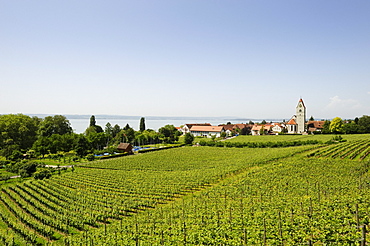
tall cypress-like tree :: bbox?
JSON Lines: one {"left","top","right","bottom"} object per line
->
{"left": 140, "top": 117, "right": 146, "bottom": 132}
{"left": 90, "top": 115, "right": 96, "bottom": 127}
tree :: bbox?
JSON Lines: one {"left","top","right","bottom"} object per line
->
{"left": 158, "top": 125, "right": 180, "bottom": 143}
{"left": 0, "top": 114, "right": 40, "bottom": 158}
{"left": 119, "top": 125, "right": 136, "bottom": 143}
{"left": 74, "top": 134, "right": 90, "bottom": 157}
{"left": 38, "top": 115, "right": 72, "bottom": 137}
{"left": 261, "top": 120, "right": 267, "bottom": 124}
{"left": 90, "top": 115, "right": 96, "bottom": 127}
{"left": 184, "top": 133, "right": 194, "bottom": 145}
{"left": 309, "top": 116, "right": 314, "bottom": 121}
{"left": 259, "top": 126, "right": 265, "bottom": 135}
{"left": 112, "top": 124, "right": 121, "bottom": 138}
{"left": 358, "top": 115, "right": 370, "bottom": 133}
{"left": 343, "top": 121, "right": 361, "bottom": 134}
{"left": 322, "top": 120, "right": 331, "bottom": 134}
{"left": 139, "top": 117, "right": 146, "bottom": 132}
{"left": 329, "top": 117, "right": 344, "bottom": 134}
{"left": 87, "top": 115, "right": 103, "bottom": 133}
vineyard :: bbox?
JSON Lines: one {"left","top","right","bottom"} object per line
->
{"left": 308, "top": 138, "right": 370, "bottom": 161}
{"left": 0, "top": 135, "right": 370, "bottom": 245}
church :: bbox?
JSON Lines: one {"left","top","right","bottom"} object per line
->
{"left": 286, "top": 98, "right": 306, "bottom": 134}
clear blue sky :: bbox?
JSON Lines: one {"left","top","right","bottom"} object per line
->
{"left": 1, "top": 0, "right": 369, "bottom": 120}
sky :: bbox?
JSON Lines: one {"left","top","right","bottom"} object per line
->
{"left": 1, "top": 0, "right": 370, "bottom": 120}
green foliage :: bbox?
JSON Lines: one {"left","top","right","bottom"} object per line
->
{"left": 158, "top": 125, "right": 181, "bottom": 143}
{"left": 139, "top": 117, "right": 146, "bottom": 132}
{"left": 33, "top": 168, "right": 52, "bottom": 180}
{"left": 0, "top": 114, "right": 40, "bottom": 158}
{"left": 1, "top": 145, "right": 369, "bottom": 244}
{"left": 11, "top": 161, "right": 38, "bottom": 178}
{"left": 358, "top": 115, "right": 370, "bottom": 133}
{"left": 86, "top": 154, "right": 95, "bottom": 161}
{"left": 184, "top": 132, "right": 194, "bottom": 144}
{"left": 37, "top": 115, "right": 72, "bottom": 137}
{"left": 329, "top": 117, "right": 344, "bottom": 134}
{"left": 308, "top": 138, "right": 370, "bottom": 161}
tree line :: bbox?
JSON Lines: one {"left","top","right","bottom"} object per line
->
{"left": 314, "top": 116, "right": 370, "bottom": 134}
{"left": 0, "top": 114, "right": 181, "bottom": 162}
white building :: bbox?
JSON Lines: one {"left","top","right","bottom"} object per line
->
{"left": 190, "top": 125, "right": 225, "bottom": 138}
{"left": 287, "top": 98, "right": 306, "bottom": 134}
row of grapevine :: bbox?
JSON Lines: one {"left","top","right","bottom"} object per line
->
{"left": 308, "top": 139, "right": 370, "bottom": 161}
{"left": 0, "top": 146, "right": 311, "bottom": 245}
{"left": 66, "top": 156, "right": 370, "bottom": 245}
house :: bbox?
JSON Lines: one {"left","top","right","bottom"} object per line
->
{"left": 251, "top": 124, "right": 273, "bottom": 135}
{"left": 181, "top": 123, "right": 212, "bottom": 134}
{"left": 190, "top": 125, "right": 225, "bottom": 138}
{"left": 271, "top": 123, "right": 284, "bottom": 133}
{"left": 217, "top": 123, "right": 252, "bottom": 135}
{"left": 117, "top": 143, "right": 133, "bottom": 154}
{"left": 306, "top": 120, "right": 325, "bottom": 132}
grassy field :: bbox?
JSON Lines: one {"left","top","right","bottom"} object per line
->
{"left": 0, "top": 135, "right": 369, "bottom": 245}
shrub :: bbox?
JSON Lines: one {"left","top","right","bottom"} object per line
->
{"left": 86, "top": 154, "right": 95, "bottom": 161}
{"left": 34, "top": 169, "right": 52, "bottom": 180}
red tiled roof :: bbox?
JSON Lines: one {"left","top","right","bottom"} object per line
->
{"left": 190, "top": 126, "right": 224, "bottom": 132}
{"left": 298, "top": 98, "right": 306, "bottom": 108}
{"left": 286, "top": 118, "right": 297, "bottom": 125}
{"left": 307, "top": 121, "right": 325, "bottom": 129}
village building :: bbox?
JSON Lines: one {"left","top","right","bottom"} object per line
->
{"left": 271, "top": 123, "right": 284, "bottom": 134}
{"left": 181, "top": 123, "right": 211, "bottom": 134}
{"left": 117, "top": 143, "right": 133, "bottom": 154}
{"left": 251, "top": 124, "right": 273, "bottom": 135}
{"left": 190, "top": 125, "right": 225, "bottom": 138}
{"left": 286, "top": 98, "right": 307, "bottom": 134}
{"left": 307, "top": 120, "right": 325, "bottom": 132}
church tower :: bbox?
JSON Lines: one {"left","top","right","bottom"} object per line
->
{"left": 296, "top": 98, "right": 306, "bottom": 133}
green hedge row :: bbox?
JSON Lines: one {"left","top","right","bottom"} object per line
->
{"left": 198, "top": 140, "right": 320, "bottom": 148}
{"left": 137, "top": 144, "right": 185, "bottom": 153}
{"left": 95, "top": 152, "right": 130, "bottom": 160}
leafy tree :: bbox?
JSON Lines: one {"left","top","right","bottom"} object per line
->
{"left": 18, "top": 162, "right": 38, "bottom": 178}
{"left": 74, "top": 134, "right": 90, "bottom": 157}
{"left": 309, "top": 116, "right": 314, "bottom": 121}
{"left": 0, "top": 114, "right": 40, "bottom": 156}
{"left": 139, "top": 117, "right": 146, "bottom": 132}
{"left": 343, "top": 122, "right": 361, "bottom": 134}
{"left": 105, "top": 122, "right": 113, "bottom": 136}
{"left": 38, "top": 115, "right": 72, "bottom": 137}
{"left": 358, "top": 115, "right": 370, "bottom": 133}
{"left": 33, "top": 169, "right": 52, "bottom": 180}
{"left": 184, "top": 133, "right": 194, "bottom": 145}
{"left": 158, "top": 125, "right": 180, "bottom": 143}
{"left": 88, "top": 115, "right": 103, "bottom": 133}
{"left": 248, "top": 120, "right": 254, "bottom": 125}
{"left": 261, "top": 120, "right": 267, "bottom": 124}
{"left": 118, "top": 125, "right": 136, "bottom": 143}
{"left": 354, "top": 117, "right": 359, "bottom": 124}
{"left": 240, "top": 126, "right": 250, "bottom": 135}
{"left": 322, "top": 120, "right": 331, "bottom": 134}
{"left": 87, "top": 132, "right": 107, "bottom": 150}
{"left": 112, "top": 124, "right": 121, "bottom": 138}
{"left": 329, "top": 117, "right": 344, "bottom": 134}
